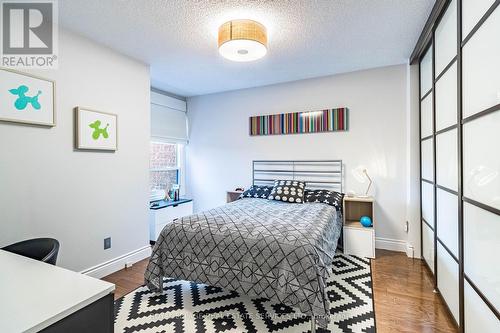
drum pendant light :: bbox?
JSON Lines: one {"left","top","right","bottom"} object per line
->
{"left": 218, "top": 19, "right": 268, "bottom": 62}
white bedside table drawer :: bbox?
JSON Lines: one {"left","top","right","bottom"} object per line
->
{"left": 343, "top": 227, "right": 375, "bottom": 258}
{"left": 154, "top": 201, "right": 193, "bottom": 225}
{"left": 172, "top": 201, "right": 193, "bottom": 219}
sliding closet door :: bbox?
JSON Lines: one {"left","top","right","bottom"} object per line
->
{"left": 419, "top": 0, "right": 500, "bottom": 332}
{"left": 461, "top": 0, "right": 500, "bottom": 331}
{"left": 420, "top": 46, "right": 434, "bottom": 273}
{"left": 434, "top": 0, "right": 460, "bottom": 323}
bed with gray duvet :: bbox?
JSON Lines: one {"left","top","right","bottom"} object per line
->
{"left": 144, "top": 197, "right": 342, "bottom": 327}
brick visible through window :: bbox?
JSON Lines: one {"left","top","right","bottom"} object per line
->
{"left": 150, "top": 142, "right": 179, "bottom": 191}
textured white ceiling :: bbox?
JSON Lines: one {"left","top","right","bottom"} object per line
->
{"left": 59, "top": 0, "right": 434, "bottom": 96}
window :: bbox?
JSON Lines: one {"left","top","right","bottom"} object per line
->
{"left": 149, "top": 91, "right": 187, "bottom": 196}
{"left": 149, "top": 141, "right": 181, "bottom": 192}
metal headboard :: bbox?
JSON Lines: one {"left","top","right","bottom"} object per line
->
{"left": 252, "top": 160, "right": 343, "bottom": 192}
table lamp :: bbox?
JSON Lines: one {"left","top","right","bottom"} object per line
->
{"left": 352, "top": 166, "right": 372, "bottom": 198}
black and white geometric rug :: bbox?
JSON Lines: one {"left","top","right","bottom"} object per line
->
{"left": 114, "top": 254, "right": 376, "bottom": 333}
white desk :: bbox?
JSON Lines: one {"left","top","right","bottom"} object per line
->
{"left": 0, "top": 250, "right": 115, "bottom": 333}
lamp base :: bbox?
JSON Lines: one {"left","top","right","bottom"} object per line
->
{"left": 356, "top": 195, "right": 371, "bottom": 198}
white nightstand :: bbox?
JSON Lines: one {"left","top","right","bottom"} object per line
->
{"left": 149, "top": 199, "right": 193, "bottom": 244}
{"left": 343, "top": 196, "right": 375, "bottom": 258}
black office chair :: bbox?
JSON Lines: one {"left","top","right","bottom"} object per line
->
{"left": 2, "top": 238, "right": 60, "bottom": 265}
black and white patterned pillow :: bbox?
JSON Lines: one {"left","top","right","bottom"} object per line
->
{"left": 304, "top": 189, "right": 344, "bottom": 211}
{"left": 239, "top": 185, "right": 273, "bottom": 199}
{"left": 268, "top": 180, "right": 306, "bottom": 203}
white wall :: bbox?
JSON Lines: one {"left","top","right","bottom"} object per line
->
{"left": 0, "top": 30, "right": 151, "bottom": 272}
{"left": 187, "top": 64, "right": 409, "bottom": 245}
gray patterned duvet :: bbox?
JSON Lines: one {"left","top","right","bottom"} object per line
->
{"left": 145, "top": 198, "right": 342, "bottom": 327}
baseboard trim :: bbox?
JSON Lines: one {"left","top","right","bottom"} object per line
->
{"left": 375, "top": 237, "right": 407, "bottom": 253}
{"left": 81, "top": 239, "right": 407, "bottom": 278}
{"left": 80, "top": 245, "right": 152, "bottom": 279}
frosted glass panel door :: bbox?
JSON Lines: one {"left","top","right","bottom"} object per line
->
{"left": 421, "top": 139, "right": 434, "bottom": 181}
{"left": 436, "top": 129, "right": 458, "bottom": 191}
{"left": 462, "top": 0, "right": 496, "bottom": 38}
{"left": 463, "top": 112, "right": 500, "bottom": 210}
{"left": 464, "top": 281, "right": 500, "bottom": 333}
{"left": 435, "top": 0, "right": 457, "bottom": 74}
{"left": 420, "top": 48, "right": 433, "bottom": 95}
{"left": 436, "top": 189, "right": 458, "bottom": 257}
{"left": 461, "top": 3, "right": 500, "bottom": 331}
{"left": 462, "top": 8, "right": 500, "bottom": 118}
{"left": 464, "top": 203, "right": 500, "bottom": 312}
{"left": 421, "top": 95, "right": 433, "bottom": 137}
{"left": 422, "top": 223, "right": 435, "bottom": 273}
{"left": 419, "top": 1, "right": 500, "bottom": 330}
{"left": 420, "top": 36, "right": 435, "bottom": 290}
{"left": 435, "top": 63, "right": 457, "bottom": 131}
{"left": 437, "top": 243, "right": 460, "bottom": 322}
{"left": 422, "top": 181, "right": 434, "bottom": 224}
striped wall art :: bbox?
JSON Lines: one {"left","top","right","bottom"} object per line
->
{"left": 249, "top": 107, "right": 349, "bottom": 136}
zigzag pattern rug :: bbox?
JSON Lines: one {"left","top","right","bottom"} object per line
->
{"left": 114, "top": 254, "right": 376, "bottom": 333}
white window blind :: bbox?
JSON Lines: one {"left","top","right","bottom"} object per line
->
{"left": 151, "top": 91, "right": 188, "bottom": 143}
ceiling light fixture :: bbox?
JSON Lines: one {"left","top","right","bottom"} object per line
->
{"left": 218, "top": 19, "right": 267, "bottom": 62}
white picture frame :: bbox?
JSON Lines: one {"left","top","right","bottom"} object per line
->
{"left": 75, "top": 107, "right": 118, "bottom": 151}
{"left": 0, "top": 68, "right": 56, "bottom": 127}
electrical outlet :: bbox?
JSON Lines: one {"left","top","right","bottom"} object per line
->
{"left": 104, "top": 237, "right": 111, "bottom": 250}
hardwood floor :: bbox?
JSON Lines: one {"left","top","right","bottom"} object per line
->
{"left": 371, "top": 250, "right": 457, "bottom": 333}
{"left": 102, "top": 258, "right": 149, "bottom": 299}
{"left": 103, "top": 249, "right": 458, "bottom": 332}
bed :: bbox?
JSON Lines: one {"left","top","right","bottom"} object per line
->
{"left": 145, "top": 160, "right": 344, "bottom": 328}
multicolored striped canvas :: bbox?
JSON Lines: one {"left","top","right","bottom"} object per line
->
{"left": 249, "top": 107, "right": 349, "bottom": 136}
